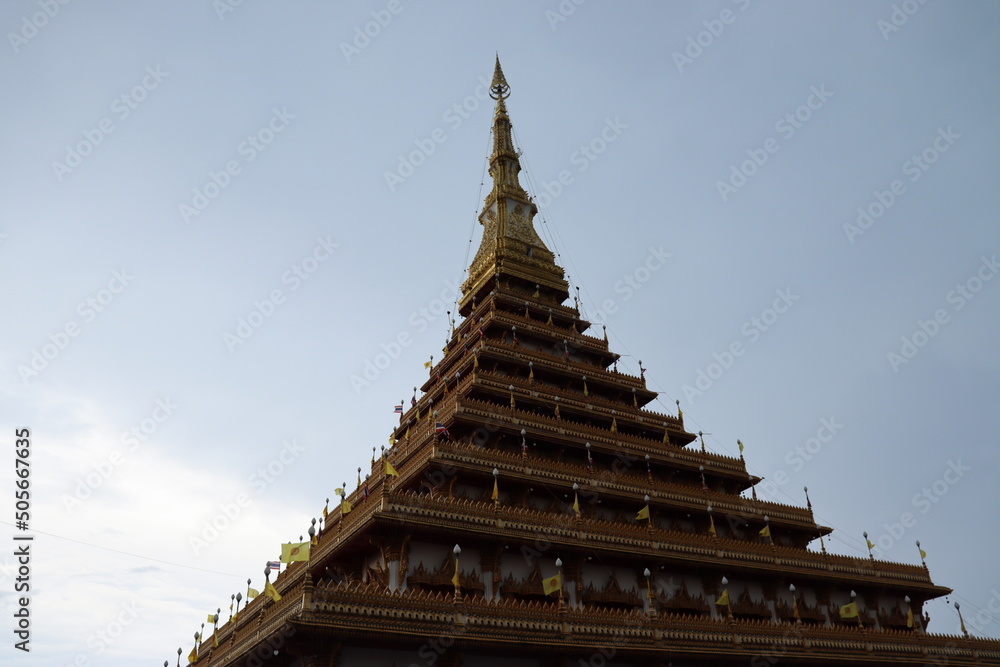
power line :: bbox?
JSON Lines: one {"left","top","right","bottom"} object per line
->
{"left": 0, "top": 520, "right": 241, "bottom": 578}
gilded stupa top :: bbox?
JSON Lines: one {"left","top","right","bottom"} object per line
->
{"left": 459, "top": 58, "right": 569, "bottom": 315}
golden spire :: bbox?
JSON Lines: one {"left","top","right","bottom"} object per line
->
{"left": 485, "top": 57, "right": 529, "bottom": 210}
{"left": 459, "top": 57, "right": 569, "bottom": 314}
{"left": 489, "top": 55, "right": 510, "bottom": 101}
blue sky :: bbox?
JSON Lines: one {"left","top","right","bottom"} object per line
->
{"left": 1, "top": 1, "right": 999, "bottom": 664}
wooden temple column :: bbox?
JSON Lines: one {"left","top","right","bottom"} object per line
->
{"left": 564, "top": 558, "right": 583, "bottom": 609}
{"left": 762, "top": 580, "right": 778, "bottom": 623}
{"left": 480, "top": 547, "right": 502, "bottom": 601}
{"left": 381, "top": 533, "right": 410, "bottom": 592}
{"left": 816, "top": 587, "right": 832, "bottom": 626}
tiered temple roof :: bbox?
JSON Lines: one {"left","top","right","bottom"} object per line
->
{"left": 184, "top": 59, "right": 1000, "bottom": 667}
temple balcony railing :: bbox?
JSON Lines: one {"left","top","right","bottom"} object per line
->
{"left": 431, "top": 439, "right": 816, "bottom": 528}
{"left": 199, "top": 578, "right": 1000, "bottom": 666}
{"left": 471, "top": 370, "right": 682, "bottom": 432}
{"left": 192, "top": 575, "right": 305, "bottom": 666}
{"left": 376, "top": 492, "right": 941, "bottom": 590}
{"left": 477, "top": 339, "right": 646, "bottom": 390}
{"left": 458, "top": 283, "right": 587, "bottom": 332}
{"left": 483, "top": 308, "right": 611, "bottom": 356}
{"left": 450, "top": 394, "right": 745, "bottom": 477}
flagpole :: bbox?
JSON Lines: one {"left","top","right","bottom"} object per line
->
{"left": 956, "top": 602, "right": 970, "bottom": 638}
{"left": 452, "top": 544, "right": 462, "bottom": 602}
{"left": 721, "top": 576, "right": 732, "bottom": 621}
{"left": 572, "top": 482, "right": 581, "bottom": 523}
{"left": 644, "top": 567, "right": 656, "bottom": 617}
{"left": 555, "top": 558, "right": 565, "bottom": 609}
{"left": 492, "top": 468, "right": 500, "bottom": 511}
{"left": 790, "top": 583, "right": 800, "bottom": 624}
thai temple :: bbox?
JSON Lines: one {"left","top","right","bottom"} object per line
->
{"left": 177, "top": 59, "right": 1000, "bottom": 667}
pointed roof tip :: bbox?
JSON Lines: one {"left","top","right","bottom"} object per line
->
{"left": 490, "top": 56, "right": 510, "bottom": 100}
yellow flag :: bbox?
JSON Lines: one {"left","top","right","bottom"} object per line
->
{"left": 492, "top": 477, "right": 498, "bottom": 500}
{"left": 452, "top": 559, "right": 460, "bottom": 588}
{"left": 212, "top": 632, "right": 218, "bottom": 648}
{"left": 424, "top": 360, "right": 432, "bottom": 368}
{"left": 866, "top": 538, "right": 875, "bottom": 550}
{"left": 388, "top": 433, "right": 396, "bottom": 446}
{"left": 206, "top": 613, "right": 215, "bottom": 623}
{"left": 839, "top": 602, "right": 859, "bottom": 619}
{"left": 280, "top": 541, "right": 310, "bottom": 563}
{"left": 919, "top": 546, "right": 928, "bottom": 560}
{"left": 246, "top": 587, "right": 259, "bottom": 599}
{"left": 611, "top": 417, "right": 617, "bottom": 433}
{"left": 792, "top": 596, "right": 800, "bottom": 620}
{"left": 385, "top": 459, "right": 399, "bottom": 477}
{"left": 572, "top": 493, "right": 580, "bottom": 515}
{"left": 636, "top": 505, "right": 650, "bottom": 521}
{"left": 188, "top": 646, "right": 198, "bottom": 663}
{"left": 341, "top": 499, "right": 353, "bottom": 515}
{"left": 759, "top": 525, "right": 771, "bottom": 538}
{"left": 264, "top": 579, "right": 282, "bottom": 602}
{"left": 709, "top": 514, "right": 717, "bottom": 536}
{"left": 231, "top": 611, "right": 239, "bottom": 623}
{"left": 322, "top": 503, "right": 328, "bottom": 518}
{"left": 542, "top": 572, "right": 562, "bottom": 595}
{"left": 906, "top": 607, "right": 914, "bottom": 628}
{"left": 737, "top": 439, "right": 744, "bottom": 453}
{"left": 716, "top": 589, "right": 730, "bottom": 606}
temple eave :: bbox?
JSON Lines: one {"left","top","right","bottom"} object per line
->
{"left": 199, "top": 585, "right": 998, "bottom": 667}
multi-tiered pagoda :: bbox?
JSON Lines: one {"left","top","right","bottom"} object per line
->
{"left": 184, "top": 60, "right": 1000, "bottom": 667}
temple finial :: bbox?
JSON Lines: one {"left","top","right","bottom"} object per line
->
{"left": 458, "top": 57, "right": 569, "bottom": 315}
{"left": 490, "top": 55, "right": 510, "bottom": 100}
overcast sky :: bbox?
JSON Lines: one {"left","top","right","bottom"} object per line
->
{"left": 2, "top": 1, "right": 999, "bottom": 664}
